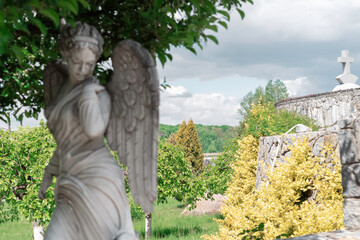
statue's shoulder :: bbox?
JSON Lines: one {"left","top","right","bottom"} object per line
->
{"left": 43, "top": 60, "right": 68, "bottom": 114}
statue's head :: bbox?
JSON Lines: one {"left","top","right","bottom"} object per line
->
{"left": 59, "top": 20, "right": 104, "bottom": 82}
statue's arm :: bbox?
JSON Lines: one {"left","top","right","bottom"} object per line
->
{"left": 78, "top": 83, "right": 111, "bottom": 139}
{"left": 38, "top": 150, "right": 59, "bottom": 199}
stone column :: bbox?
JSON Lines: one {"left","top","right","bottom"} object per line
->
{"left": 338, "top": 118, "right": 360, "bottom": 230}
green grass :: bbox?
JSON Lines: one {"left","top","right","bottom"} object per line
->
{"left": 0, "top": 221, "right": 32, "bottom": 240}
{"left": 0, "top": 198, "right": 221, "bottom": 240}
{"left": 134, "top": 198, "right": 221, "bottom": 239}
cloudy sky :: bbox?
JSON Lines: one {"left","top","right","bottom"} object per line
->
{"left": 158, "top": 0, "right": 360, "bottom": 126}
{"left": 3, "top": 0, "right": 360, "bottom": 129}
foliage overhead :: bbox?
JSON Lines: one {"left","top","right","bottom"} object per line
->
{"left": 0, "top": 0, "right": 253, "bottom": 126}
{"left": 175, "top": 119, "right": 204, "bottom": 173}
{"left": 205, "top": 137, "right": 343, "bottom": 239}
{"left": 0, "top": 121, "right": 56, "bottom": 225}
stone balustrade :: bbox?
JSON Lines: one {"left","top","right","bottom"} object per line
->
{"left": 275, "top": 88, "right": 360, "bottom": 130}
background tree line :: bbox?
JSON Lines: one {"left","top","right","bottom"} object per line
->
{"left": 160, "top": 123, "right": 237, "bottom": 153}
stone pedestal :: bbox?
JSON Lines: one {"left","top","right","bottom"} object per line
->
{"left": 339, "top": 118, "right": 360, "bottom": 230}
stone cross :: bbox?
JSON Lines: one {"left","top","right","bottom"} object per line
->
{"left": 336, "top": 50, "right": 358, "bottom": 84}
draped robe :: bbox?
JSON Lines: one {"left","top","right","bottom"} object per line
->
{"left": 44, "top": 79, "right": 138, "bottom": 240}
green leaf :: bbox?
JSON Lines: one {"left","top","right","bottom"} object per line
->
{"left": 186, "top": 46, "right": 197, "bottom": 55}
{"left": 11, "top": 46, "right": 25, "bottom": 64}
{"left": 218, "top": 21, "right": 228, "bottom": 29}
{"left": 157, "top": 53, "right": 166, "bottom": 67}
{"left": 190, "top": 0, "right": 200, "bottom": 10}
{"left": 58, "top": 0, "right": 79, "bottom": 14}
{"left": 7, "top": 6, "right": 19, "bottom": 20}
{"left": 77, "top": 0, "right": 90, "bottom": 10}
{"left": 29, "top": 17, "right": 47, "bottom": 35}
{"left": 39, "top": 9, "right": 60, "bottom": 27}
{"left": 206, "top": 35, "right": 218, "bottom": 44}
{"left": 26, "top": 0, "right": 41, "bottom": 9}
{"left": 154, "top": 0, "right": 162, "bottom": 9}
{"left": 1, "top": 88, "right": 9, "bottom": 97}
{"left": 165, "top": 53, "right": 173, "bottom": 61}
{"left": 237, "top": 9, "right": 245, "bottom": 19}
{"left": 206, "top": 24, "right": 218, "bottom": 32}
{"left": 14, "top": 23, "right": 30, "bottom": 35}
{"left": 217, "top": 10, "right": 230, "bottom": 20}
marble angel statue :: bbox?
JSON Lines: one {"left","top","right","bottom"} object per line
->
{"left": 38, "top": 20, "right": 159, "bottom": 240}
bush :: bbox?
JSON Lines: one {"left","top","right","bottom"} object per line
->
{"left": 204, "top": 137, "right": 343, "bottom": 240}
{"left": 239, "top": 101, "right": 318, "bottom": 139}
{"left": 157, "top": 139, "right": 206, "bottom": 208}
{"left": 201, "top": 138, "right": 239, "bottom": 196}
{"left": 0, "top": 121, "right": 56, "bottom": 225}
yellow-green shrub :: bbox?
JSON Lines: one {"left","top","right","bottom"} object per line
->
{"left": 204, "top": 136, "right": 343, "bottom": 240}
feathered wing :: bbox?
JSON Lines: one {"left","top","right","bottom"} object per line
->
{"left": 106, "top": 40, "right": 159, "bottom": 213}
{"left": 42, "top": 60, "right": 68, "bottom": 119}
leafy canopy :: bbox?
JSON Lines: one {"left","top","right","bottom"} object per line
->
{"left": 238, "top": 79, "right": 289, "bottom": 121}
{"left": 0, "top": 0, "right": 253, "bottom": 127}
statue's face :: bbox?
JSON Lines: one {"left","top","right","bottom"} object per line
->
{"left": 67, "top": 47, "right": 97, "bottom": 83}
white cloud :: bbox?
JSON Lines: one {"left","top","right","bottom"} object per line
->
{"left": 283, "top": 77, "right": 312, "bottom": 97}
{"left": 222, "top": 0, "right": 360, "bottom": 44}
{"left": 160, "top": 86, "right": 239, "bottom": 126}
{"left": 162, "top": 85, "right": 192, "bottom": 97}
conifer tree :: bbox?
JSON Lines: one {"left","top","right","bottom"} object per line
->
{"left": 167, "top": 132, "right": 177, "bottom": 145}
{"left": 175, "top": 120, "right": 187, "bottom": 147}
{"left": 176, "top": 119, "right": 204, "bottom": 173}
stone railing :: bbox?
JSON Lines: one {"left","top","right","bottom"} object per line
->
{"left": 275, "top": 88, "right": 360, "bottom": 130}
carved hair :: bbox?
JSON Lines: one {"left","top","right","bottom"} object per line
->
{"left": 59, "top": 21, "right": 104, "bottom": 60}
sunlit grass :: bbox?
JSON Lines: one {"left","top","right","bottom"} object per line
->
{"left": 0, "top": 198, "right": 221, "bottom": 240}
{"left": 134, "top": 198, "right": 221, "bottom": 240}
{"left": 0, "top": 221, "right": 32, "bottom": 240}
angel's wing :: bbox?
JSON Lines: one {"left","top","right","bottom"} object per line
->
{"left": 42, "top": 60, "right": 68, "bottom": 118}
{"left": 106, "top": 40, "right": 159, "bottom": 213}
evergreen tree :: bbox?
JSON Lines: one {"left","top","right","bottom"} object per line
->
{"left": 176, "top": 119, "right": 204, "bottom": 173}
{"left": 167, "top": 132, "right": 177, "bottom": 145}
{"left": 175, "top": 120, "right": 187, "bottom": 146}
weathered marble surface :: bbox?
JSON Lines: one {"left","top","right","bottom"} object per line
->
{"left": 275, "top": 88, "right": 360, "bottom": 130}
{"left": 39, "top": 20, "right": 159, "bottom": 240}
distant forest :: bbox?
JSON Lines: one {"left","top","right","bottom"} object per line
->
{"left": 159, "top": 124, "right": 237, "bottom": 153}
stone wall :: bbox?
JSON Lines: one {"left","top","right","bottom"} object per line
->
{"left": 275, "top": 88, "right": 360, "bottom": 130}
{"left": 255, "top": 130, "right": 339, "bottom": 189}
{"left": 338, "top": 118, "right": 360, "bottom": 230}
{"left": 256, "top": 118, "right": 360, "bottom": 236}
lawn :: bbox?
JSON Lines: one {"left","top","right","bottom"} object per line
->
{"left": 0, "top": 198, "right": 221, "bottom": 240}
